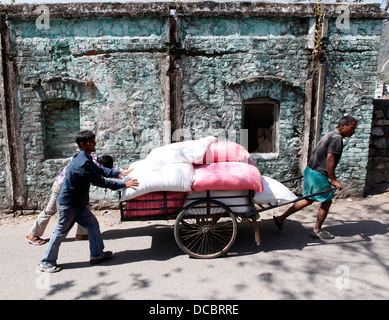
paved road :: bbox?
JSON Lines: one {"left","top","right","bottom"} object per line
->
{"left": 0, "top": 193, "right": 388, "bottom": 301}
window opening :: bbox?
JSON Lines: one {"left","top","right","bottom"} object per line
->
{"left": 242, "top": 98, "right": 278, "bottom": 153}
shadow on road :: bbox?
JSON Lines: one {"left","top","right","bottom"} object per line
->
{"left": 230, "top": 217, "right": 389, "bottom": 255}
{"left": 58, "top": 216, "right": 388, "bottom": 268}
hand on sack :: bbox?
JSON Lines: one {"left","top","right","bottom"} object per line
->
{"left": 120, "top": 165, "right": 134, "bottom": 177}
{"left": 124, "top": 177, "right": 139, "bottom": 190}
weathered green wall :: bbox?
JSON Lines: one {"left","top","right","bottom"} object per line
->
{"left": 0, "top": 2, "right": 386, "bottom": 211}
{"left": 321, "top": 18, "right": 383, "bottom": 196}
{"left": 9, "top": 16, "right": 170, "bottom": 209}
{"left": 178, "top": 15, "right": 309, "bottom": 181}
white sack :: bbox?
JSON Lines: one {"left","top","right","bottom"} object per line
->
{"left": 146, "top": 136, "right": 217, "bottom": 165}
{"left": 184, "top": 190, "right": 251, "bottom": 214}
{"left": 253, "top": 176, "right": 297, "bottom": 205}
{"left": 120, "top": 161, "right": 194, "bottom": 201}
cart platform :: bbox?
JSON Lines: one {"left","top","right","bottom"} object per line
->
{"left": 119, "top": 176, "right": 336, "bottom": 258}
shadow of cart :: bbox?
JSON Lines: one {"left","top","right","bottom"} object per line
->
{"left": 94, "top": 214, "right": 388, "bottom": 264}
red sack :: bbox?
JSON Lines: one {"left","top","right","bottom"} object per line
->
{"left": 124, "top": 191, "right": 186, "bottom": 218}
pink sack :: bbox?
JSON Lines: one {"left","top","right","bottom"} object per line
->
{"left": 192, "top": 162, "right": 263, "bottom": 193}
{"left": 198, "top": 141, "right": 250, "bottom": 164}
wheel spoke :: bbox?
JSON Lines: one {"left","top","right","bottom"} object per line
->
{"left": 174, "top": 200, "right": 237, "bottom": 258}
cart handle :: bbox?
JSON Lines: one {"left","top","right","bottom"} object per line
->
{"left": 247, "top": 185, "right": 337, "bottom": 217}
{"left": 280, "top": 175, "right": 304, "bottom": 184}
{"left": 284, "top": 185, "right": 337, "bottom": 204}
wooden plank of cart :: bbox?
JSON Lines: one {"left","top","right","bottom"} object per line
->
{"left": 119, "top": 176, "right": 336, "bottom": 259}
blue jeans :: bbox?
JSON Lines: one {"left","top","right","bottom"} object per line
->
{"left": 40, "top": 202, "right": 104, "bottom": 266}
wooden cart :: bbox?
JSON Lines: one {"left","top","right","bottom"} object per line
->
{"left": 119, "top": 176, "right": 336, "bottom": 259}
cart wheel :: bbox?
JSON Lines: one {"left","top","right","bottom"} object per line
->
{"left": 174, "top": 199, "right": 237, "bottom": 259}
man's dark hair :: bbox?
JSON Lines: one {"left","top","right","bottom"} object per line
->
{"left": 336, "top": 116, "right": 357, "bottom": 128}
{"left": 75, "top": 130, "right": 95, "bottom": 149}
{"left": 97, "top": 155, "right": 114, "bottom": 169}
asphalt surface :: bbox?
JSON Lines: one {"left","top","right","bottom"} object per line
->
{"left": 0, "top": 192, "right": 388, "bottom": 301}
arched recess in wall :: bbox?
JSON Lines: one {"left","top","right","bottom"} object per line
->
{"left": 32, "top": 76, "right": 104, "bottom": 159}
{"left": 227, "top": 75, "right": 306, "bottom": 177}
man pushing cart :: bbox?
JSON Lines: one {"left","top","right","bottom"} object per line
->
{"left": 121, "top": 115, "right": 357, "bottom": 258}
{"left": 37, "top": 115, "right": 357, "bottom": 272}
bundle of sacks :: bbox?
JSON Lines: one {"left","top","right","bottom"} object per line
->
{"left": 186, "top": 140, "right": 263, "bottom": 214}
{"left": 120, "top": 136, "right": 216, "bottom": 217}
{"left": 120, "top": 136, "right": 217, "bottom": 202}
{"left": 120, "top": 136, "right": 297, "bottom": 217}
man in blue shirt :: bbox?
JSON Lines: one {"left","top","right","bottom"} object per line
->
{"left": 39, "top": 131, "right": 138, "bottom": 273}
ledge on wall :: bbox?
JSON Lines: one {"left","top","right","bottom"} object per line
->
{"left": 1, "top": 2, "right": 388, "bottom": 20}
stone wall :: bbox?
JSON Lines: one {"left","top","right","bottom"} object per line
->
{"left": 2, "top": 4, "right": 172, "bottom": 209}
{"left": 365, "top": 99, "right": 389, "bottom": 193}
{"left": 174, "top": 2, "right": 386, "bottom": 197}
{"left": 321, "top": 16, "right": 384, "bottom": 197}
{"left": 177, "top": 14, "right": 309, "bottom": 181}
{"left": 0, "top": 2, "right": 387, "bottom": 211}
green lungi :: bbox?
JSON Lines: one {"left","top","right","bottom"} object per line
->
{"left": 302, "top": 167, "right": 335, "bottom": 203}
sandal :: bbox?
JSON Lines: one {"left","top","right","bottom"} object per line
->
{"left": 26, "top": 235, "right": 46, "bottom": 246}
{"left": 38, "top": 263, "right": 62, "bottom": 273}
{"left": 311, "top": 230, "right": 335, "bottom": 240}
